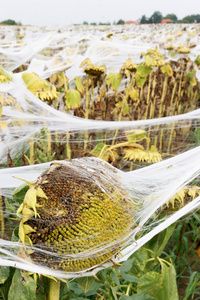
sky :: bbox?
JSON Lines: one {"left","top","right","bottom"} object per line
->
{"left": 0, "top": 0, "right": 199, "bottom": 26}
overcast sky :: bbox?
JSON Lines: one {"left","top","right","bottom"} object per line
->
{"left": 0, "top": 0, "right": 199, "bottom": 26}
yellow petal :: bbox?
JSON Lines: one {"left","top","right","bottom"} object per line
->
{"left": 23, "top": 224, "right": 36, "bottom": 235}
{"left": 36, "top": 187, "right": 48, "bottom": 199}
{"left": 19, "top": 222, "right": 26, "bottom": 248}
{"left": 0, "top": 121, "right": 7, "bottom": 132}
{"left": 24, "top": 187, "right": 37, "bottom": 217}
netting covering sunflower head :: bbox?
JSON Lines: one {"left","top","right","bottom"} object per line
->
{"left": 0, "top": 23, "right": 200, "bottom": 283}
{"left": 17, "top": 158, "right": 136, "bottom": 273}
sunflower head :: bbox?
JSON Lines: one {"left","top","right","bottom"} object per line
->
{"left": 18, "top": 158, "right": 136, "bottom": 273}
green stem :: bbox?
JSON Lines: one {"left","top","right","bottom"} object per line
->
{"left": 0, "top": 195, "right": 4, "bottom": 238}
{"left": 112, "top": 91, "right": 129, "bottom": 145}
{"left": 48, "top": 279, "right": 60, "bottom": 300}
{"left": 154, "top": 74, "right": 168, "bottom": 148}
{"left": 84, "top": 76, "right": 90, "bottom": 150}
{"left": 62, "top": 71, "right": 71, "bottom": 158}
{"left": 29, "top": 136, "right": 35, "bottom": 165}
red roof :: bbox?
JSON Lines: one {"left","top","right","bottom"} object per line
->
{"left": 125, "top": 21, "right": 140, "bottom": 25}
{"left": 161, "top": 19, "right": 173, "bottom": 24}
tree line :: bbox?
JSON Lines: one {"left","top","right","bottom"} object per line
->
{"left": 139, "top": 11, "right": 200, "bottom": 24}
{"left": 83, "top": 11, "right": 200, "bottom": 25}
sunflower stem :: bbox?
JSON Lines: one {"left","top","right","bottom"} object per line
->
{"left": 48, "top": 278, "right": 60, "bottom": 300}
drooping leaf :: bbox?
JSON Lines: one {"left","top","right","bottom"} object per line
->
{"left": 0, "top": 65, "right": 12, "bottom": 81}
{"left": 90, "top": 142, "right": 118, "bottom": 162}
{"left": 74, "top": 77, "right": 84, "bottom": 94}
{"left": 105, "top": 72, "right": 122, "bottom": 92}
{"left": 0, "top": 266, "right": 10, "bottom": 284}
{"left": 65, "top": 89, "right": 81, "bottom": 109}
{"left": 76, "top": 276, "right": 95, "bottom": 293}
{"left": 129, "top": 88, "right": 139, "bottom": 101}
{"left": 137, "top": 263, "right": 178, "bottom": 300}
{"left": 161, "top": 64, "right": 173, "bottom": 76}
{"left": 22, "top": 73, "right": 47, "bottom": 91}
{"left": 137, "top": 63, "right": 152, "bottom": 77}
{"left": 135, "top": 74, "right": 147, "bottom": 87}
{"left": 8, "top": 269, "right": 36, "bottom": 300}
{"left": 125, "top": 130, "right": 146, "bottom": 142}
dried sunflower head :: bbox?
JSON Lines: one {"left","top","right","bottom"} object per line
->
{"left": 84, "top": 65, "right": 106, "bottom": 77}
{"left": 18, "top": 158, "right": 136, "bottom": 273}
{"left": 80, "top": 58, "right": 106, "bottom": 77}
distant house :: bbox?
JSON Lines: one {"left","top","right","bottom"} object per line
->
{"left": 125, "top": 21, "right": 140, "bottom": 25}
{"left": 161, "top": 19, "right": 173, "bottom": 24}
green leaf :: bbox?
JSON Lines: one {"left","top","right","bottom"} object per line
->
{"left": 118, "top": 258, "right": 135, "bottom": 274}
{"left": 76, "top": 276, "right": 95, "bottom": 293}
{"left": 121, "top": 295, "right": 156, "bottom": 300}
{"left": 125, "top": 130, "right": 146, "bottom": 143}
{"left": 74, "top": 77, "right": 84, "bottom": 94}
{"left": 159, "top": 262, "right": 179, "bottom": 300}
{"left": 135, "top": 74, "right": 147, "bottom": 87}
{"left": 183, "top": 271, "right": 200, "bottom": 299}
{"left": 137, "top": 271, "right": 162, "bottom": 298}
{"left": 90, "top": 142, "right": 106, "bottom": 157}
{"left": 137, "top": 263, "right": 178, "bottom": 300}
{"left": 68, "top": 282, "right": 83, "bottom": 296}
{"left": 105, "top": 72, "right": 122, "bottom": 92}
{"left": 111, "top": 272, "right": 121, "bottom": 288}
{"left": 122, "top": 273, "right": 141, "bottom": 283}
{"left": 0, "top": 65, "right": 12, "bottom": 81}
{"left": 8, "top": 269, "right": 36, "bottom": 300}
{"left": 12, "top": 183, "right": 29, "bottom": 204}
{"left": 85, "top": 281, "right": 101, "bottom": 296}
{"left": 145, "top": 55, "right": 153, "bottom": 67}
{"left": 160, "top": 64, "right": 173, "bottom": 76}
{"left": 0, "top": 266, "right": 10, "bottom": 284}
{"left": 129, "top": 248, "right": 148, "bottom": 276}
{"left": 194, "top": 55, "right": 200, "bottom": 66}
{"left": 137, "top": 64, "right": 152, "bottom": 77}
{"left": 110, "top": 286, "right": 118, "bottom": 300}
{"left": 145, "top": 224, "right": 176, "bottom": 256}
{"left": 65, "top": 89, "right": 81, "bottom": 109}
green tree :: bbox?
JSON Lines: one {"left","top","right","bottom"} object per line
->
{"left": 149, "top": 11, "right": 163, "bottom": 23}
{"left": 83, "top": 21, "right": 88, "bottom": 25}
{"left": 0, "top": 19, "right": 20, "bottom": 25}
{"left": 180, "top": 15, "right": 197, "bottom": 23}
{"left": 140, "top": 15, "right": 148, "bottom": 24}
{"left": 116, "top": 19, "right": 125, "bottom": 25}
{"left": 164, "top": 13, "right": 178, "bottom": 22}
